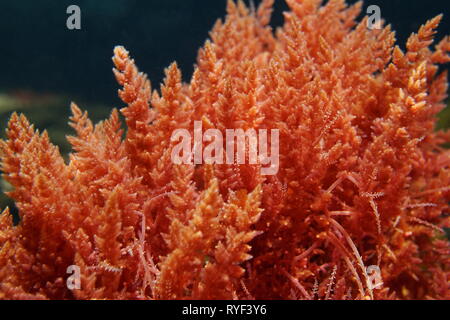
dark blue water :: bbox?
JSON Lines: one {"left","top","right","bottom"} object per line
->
{"left": 0, "top": 0, "right": 448, "bottom": 105}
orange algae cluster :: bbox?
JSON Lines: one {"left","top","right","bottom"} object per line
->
{"left": 1, "top": 0, "right": 450, "bottom": 300}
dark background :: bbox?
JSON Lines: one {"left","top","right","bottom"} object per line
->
{"left": 0, "top": 0, "right": 448, "bottom": 107}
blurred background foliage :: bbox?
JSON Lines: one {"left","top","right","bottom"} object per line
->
{"left": 0, "top": 0, "right": 449, "bottom": 215}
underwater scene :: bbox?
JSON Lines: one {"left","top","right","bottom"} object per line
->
{"left": 0, "top": 0, "right": 449, "bottom": 302}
